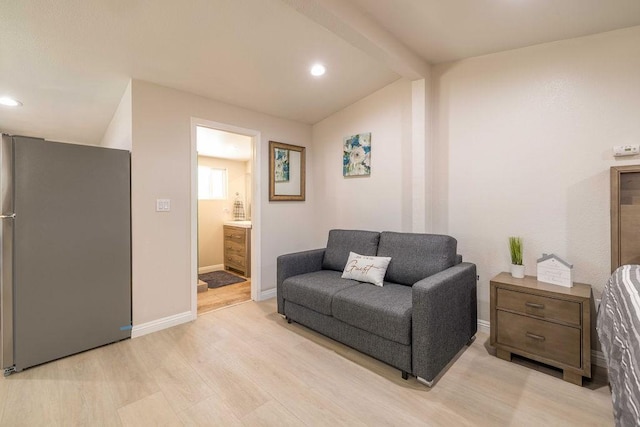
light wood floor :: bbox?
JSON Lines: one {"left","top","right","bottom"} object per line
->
{"left": 0, "top": 299, "right": 614, "bottom": 426}
{"left": 197, "top": 277, "right": 251, "bottom": 315}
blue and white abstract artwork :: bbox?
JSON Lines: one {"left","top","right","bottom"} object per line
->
{"left": 343, "top": 132, "right": 371, "bottom": 177}
{"left": 274, "top": 148, "right": 290, "bottom": 182}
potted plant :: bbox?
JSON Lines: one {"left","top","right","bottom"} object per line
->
{"left": 509, "top": 237, "right": 525, "bottom": 278}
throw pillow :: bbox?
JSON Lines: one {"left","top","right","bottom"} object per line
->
{"left": 341, "top": 252, "right": 391, "bottom": 287}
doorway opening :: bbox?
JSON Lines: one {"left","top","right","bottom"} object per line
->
{"left": 190, "top": 119, "right": 260, "bottom": 316}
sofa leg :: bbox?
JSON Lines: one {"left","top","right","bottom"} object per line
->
{"left": 401, "top": 371, "right": 408, "bottom": 380}
{"left": 286, "top": 317, "right": 292, "bottom": 324}
{"left": 467, "top": 335, "right": 476, "bottom": 346}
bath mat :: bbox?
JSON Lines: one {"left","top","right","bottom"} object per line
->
{"left": 199, "top": 271, "right": 246, "bottom": 289}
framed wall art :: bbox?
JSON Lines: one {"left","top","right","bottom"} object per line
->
{"left": 343, "top": 132, "right": 371, "bottom": 177}
{"left": 274, "top": 147, "right": 289, "bottom": 182}
{"left": 269, "top": 141, "right": 305, "bottom": 201}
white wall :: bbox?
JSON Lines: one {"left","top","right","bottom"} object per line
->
{"left": 104, "top": 27, "right": 640, "bottom": 337}
{"left": 130, "top": 80, "right": 314, "bottom": 327}
{"left": 312, "top": 79, "right": 413, "bottom": 240}
{"left": 432, "top": 26, "right": 640, "bottom": 323}
{"left": 101, "top": 81, "right": 132, "bottom": 150}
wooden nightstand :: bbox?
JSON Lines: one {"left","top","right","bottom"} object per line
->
{"left": 490, "top": 272, "right": 591, "bottom": 386}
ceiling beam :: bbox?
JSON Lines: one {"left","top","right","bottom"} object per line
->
{"left": 281, "top": 0, "right": 430, "bottom": 80}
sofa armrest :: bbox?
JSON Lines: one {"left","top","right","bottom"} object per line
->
{"left": 412, "top": 262, "right": 477, "bottom": 383}
{"left": 277, "top": 248, "right": 326, "bottom": 314}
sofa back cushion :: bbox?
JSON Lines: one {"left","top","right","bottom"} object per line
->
{"left": 322, "top": 229, "right": 380, "bottom": 272}
{"left": 377, "top": 232, "right": 457, "bottom": 286}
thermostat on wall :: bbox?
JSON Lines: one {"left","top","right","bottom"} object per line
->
{"left": 613, "top": 144, "right": 640, "bottom": 157}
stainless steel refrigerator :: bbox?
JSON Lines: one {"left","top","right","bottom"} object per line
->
{"left": 1, "top": 134, "right": 131, "bottom": 375}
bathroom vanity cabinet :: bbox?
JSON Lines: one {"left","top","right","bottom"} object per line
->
{"left": 223, "top": 225, "right": 251, "bottom": 277}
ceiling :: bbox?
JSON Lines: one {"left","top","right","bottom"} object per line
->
{"left": 1, "top": 0, "right": 639, "bottom": 145}
{"left": 350, "top": 0, "right": 640, "bottom": 64}
{"left": 197, "top": 126, "right": 252, "bottom": 161}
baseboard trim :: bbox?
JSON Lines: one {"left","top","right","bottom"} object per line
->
{"left": 258, "top": 288, "right": 276, "bottom": 301}
{"left": 591, "top": 350, "right": 607, "bottom": 368}
{"left": 477, "top": 319, "right": 490, "bottom": 335}
{"left": 478, "top": 320, "right": 608, "bottom": 369}
{"left": 131, "top": 311, "right": 195, "bottom": 338}
{"left": 198, "top": 264, "right": 224, "bottom": 274}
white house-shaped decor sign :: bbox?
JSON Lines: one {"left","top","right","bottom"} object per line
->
{"left": 537, "top": 253, "right": 573, "bottom": 288}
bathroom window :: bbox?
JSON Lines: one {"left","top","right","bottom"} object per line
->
{"left": 198, "top": 166, "right": 227, "bottom": 200}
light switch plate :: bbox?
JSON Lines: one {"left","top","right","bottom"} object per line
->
{"left": 156, "top": 199, "right": 171, "bottom": 212}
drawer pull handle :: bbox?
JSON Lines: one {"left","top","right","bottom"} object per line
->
{"left": 525, "top": 302, "right": 544, "bottom": 309}
{"left": 525, "top": 332, "right": 545, "bottom": 341}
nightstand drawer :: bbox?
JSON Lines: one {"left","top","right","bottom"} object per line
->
{"left": 496, "top": 311, "right": 581, "bottom": 368}
{"left": 496, "top": 288, "right": 581, "bottom": 326}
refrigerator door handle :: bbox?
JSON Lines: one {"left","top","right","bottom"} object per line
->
{"left": 0, "top": 214, "right": 15, "bottom": 219}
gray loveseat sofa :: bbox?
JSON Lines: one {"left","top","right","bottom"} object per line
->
{"left": 277, "top": 229, "right": 477, "bottom": 386}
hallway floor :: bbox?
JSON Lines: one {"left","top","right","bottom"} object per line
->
{"left": 197, "top": 275, "right": 251, "bottom": 315}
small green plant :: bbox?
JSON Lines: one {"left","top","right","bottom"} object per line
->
{"left": 508, "top": 237, "right": 523, "bottom": 265}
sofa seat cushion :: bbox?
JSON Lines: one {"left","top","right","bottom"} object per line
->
{"left": 332, "top": 283, "right": 413, "bottom": 346}
{"left": 282, "top": 270, "right": 360, "bottom": 315}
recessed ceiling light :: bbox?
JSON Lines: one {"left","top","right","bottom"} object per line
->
{"left": 0, "top": 96, "right": 22, "bottom": 107}
{"left": 310, "top": 64, "right": 326, "bottom": 77}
